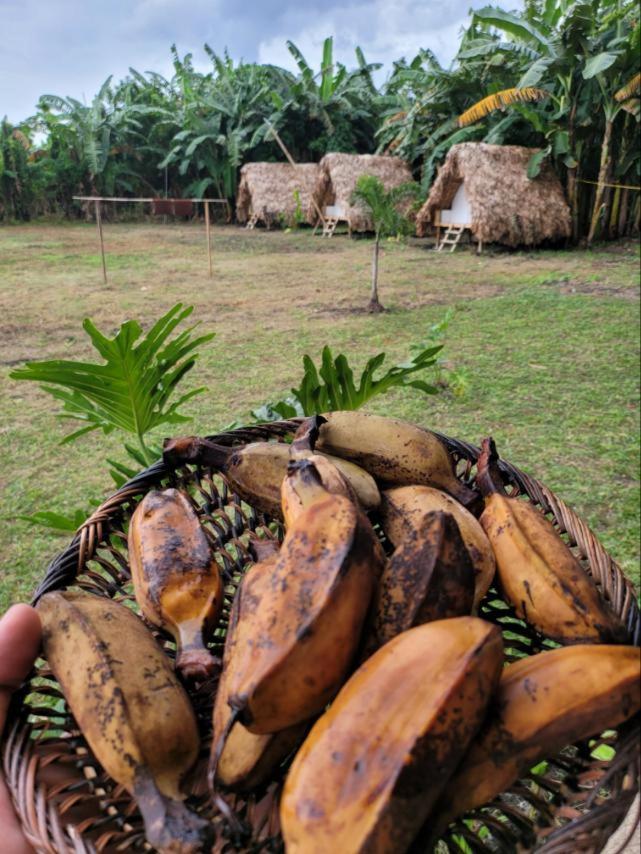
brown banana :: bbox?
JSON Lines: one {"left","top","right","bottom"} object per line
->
{"left": 380, "top": 484, "right": 495, "bottom": 609}
{"left": 282, "top": 414, "right": 380, "bottom": 528}
{"left": 364, "top": 510, "right": 475, "bottom": 654}
{"left": 477, "top": 438, "right": 625, "bottom": 644}
{"left": 37, "top": 591, "right": 212, "bottom": 854}
{"left": 163, "top": 435, "right": 380, "bottom": 520}
{"left": 211, "top": 551, "right": 307, "bottom": 791}
{"left": 217, "top": 458, "right": 384, "bottom": 735}
{"left": 428, "top": 643, "right": 641, "bottom": 838}
{"left": 280, "top": 617, "right": 504, "bottom": 854}
{"left": 314, "top": 410, "right": 480, "bottom": 510}
{"left": 128, "top": 488, "right": 222, "bottom": 680}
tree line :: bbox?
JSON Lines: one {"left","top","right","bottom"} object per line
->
{"left": 1, "top": 0, "right": 639, "bottom": 242}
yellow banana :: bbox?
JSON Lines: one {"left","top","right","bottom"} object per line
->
{"left": 128, "top": 488, "right": 222, "bottom": 680}
{"left": 218, "top": 459, "right": 384, "bottom": 735}
{"left": 477, "top": 438, "right": 625, "bottom": 644}
{"left": 380, "top": 484, "right": 495, "bottom": 609}
{"left": 37, "top": 591, "right": 211, "bottom": 853}
{"left": 364, "top": 510, "right": 475, "bottom": 654}
{"left": 428, "top": 643, "right": 641, "bottom": 839}
{"left": 280, "top": 617, "right": 504, "bottom": 854}
{"left": 314, "top": 410, "right": 480, "bottom": 510}
{"left": 163, "top": 435, "right": 380, "bottom": 520}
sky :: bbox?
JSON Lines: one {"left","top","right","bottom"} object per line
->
{"left": 1, "top": 0, "right": 522, "bottom": 124}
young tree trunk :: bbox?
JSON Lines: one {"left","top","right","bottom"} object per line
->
{"left": 617, "top": 187, "right": 629, "bottom": 237}
{"left": 567, "top": 166, "right": 579, "bottom": 243}
{"left": 367, "top": 236, "right": 385, "bottom": 313}
{"left": 587, "top": 118, "right": 613, "bottom": 246}
{"left": 567, "top": 105, "right": 580, "bottom": 243}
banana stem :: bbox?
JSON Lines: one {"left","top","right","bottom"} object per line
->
{"left": 207, "top": 707, "right": 248, "bottom": 840}
{"left": 133, "top": 769, "right": 213, "bottom": 853}
{"left": 163, "top": 436, "right": 234, "bottom": 471}
{"left": 175, "top": 621, "right": 220, "bottom": 682}
{"left": 290, "top": 414, "right": 327, "bottom": 459}
{"left": 476, "top": 437, "right": 507, "bottom": 498}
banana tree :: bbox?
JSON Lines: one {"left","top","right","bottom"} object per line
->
{"left": 269, "top": 37, "right": 381, "bottom": 159}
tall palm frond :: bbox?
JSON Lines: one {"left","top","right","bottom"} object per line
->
{"left": 458, "top": 87, "right": 549, "bottom": 126}
{"left": 615, "top": 72, "right": 641, "bottom": 102}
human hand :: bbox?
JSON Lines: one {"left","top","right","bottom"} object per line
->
{"left": 0, "top": 604, "right": 41, "bottom": 854}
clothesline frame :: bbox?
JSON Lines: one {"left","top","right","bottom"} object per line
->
{"left": 72, "top": 196, "right": 229, "bottom": 283}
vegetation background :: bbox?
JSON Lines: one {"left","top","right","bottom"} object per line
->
{"left": 1, "top": 0, "right": 639, "bottom": 243}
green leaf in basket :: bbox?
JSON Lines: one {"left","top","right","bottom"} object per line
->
{"left": 530, "top": 760, "right": 549, "bottom": 775}
{"left": 590, "top": 742, "right": 616, "bottom": 761}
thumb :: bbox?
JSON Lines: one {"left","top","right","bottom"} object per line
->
{"left": 0, "top": 605, "right": 42, "bottom": 728}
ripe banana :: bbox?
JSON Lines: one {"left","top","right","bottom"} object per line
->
{"left": 364, "top": 510, "right": 475, "bottom": 654}
{"left": 280, "top": 617, "right": 504, "bottom": 854}
{"left": 37, "top": 591, "right": 212, "bottom": 854}
{"left": 163, "top": 435, "right": 380, "bottom": 520}
{"left": 314, "top": 410, "right": 480, "bottom": 510}
{"left": 219, "top": 458, "right": 384, "bottom": 735}
{"left": 282, "top": 429, "right": 357, "bottom": 528}
{"left": 428, "top": 643, "right": 641, "bottom": 838}
{"left": 380, "top": 485, "right": 496, "bottom": 610}
{"left": 211, "top": 551, "right": 307, "bottom": 791}
{"left": 477, "top": 438, "right": 625, "bottom": 644}
{"left": 128, "top": 488, "right": 222, "bottom": 680}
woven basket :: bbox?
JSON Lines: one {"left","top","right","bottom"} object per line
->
{"left": 3, "top": 419, "right": 640, "bottom": 854}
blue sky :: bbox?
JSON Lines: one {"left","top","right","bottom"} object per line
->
{"left": 1, "top": 0, "right": 523, "bottom": 123}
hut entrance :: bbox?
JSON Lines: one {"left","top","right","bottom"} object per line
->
{"left": 435, "top": 183, "right": 474, "bottom": 252}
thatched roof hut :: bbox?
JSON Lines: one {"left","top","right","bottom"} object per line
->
{"left": 236, "top": 162, "right": 319, "bottom": 227}
{"left": 309, "top": 153, "right": 413, "bottom": 232}
{"left": 416, "top": 143, "right": 571, "bottom": 247}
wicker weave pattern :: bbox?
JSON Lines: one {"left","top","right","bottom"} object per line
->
{"left": 3, "top": 420, "right": 639, "bottom": 853}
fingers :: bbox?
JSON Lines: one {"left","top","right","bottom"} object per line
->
{"left": 0, "top": 605, "right": 42, "bottom": 723}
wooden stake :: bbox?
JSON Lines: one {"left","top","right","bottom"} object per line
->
{"left": 265, "top": 121, "right": 326, "bottom": 228}
{"left": 95, "top": 200, "right": 107, "bottom": 284}
{"left": 204, "top": 200, "right": 212, "bottom": 278}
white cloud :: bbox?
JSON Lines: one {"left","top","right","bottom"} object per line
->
{"left": 1, "top": 0, "right": 523, "bottom": 122}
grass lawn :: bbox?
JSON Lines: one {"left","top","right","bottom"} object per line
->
{"left": 0, "top": 221, "right": 639, "bottom": 609}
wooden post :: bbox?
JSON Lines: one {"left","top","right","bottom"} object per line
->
{"left": 95, "top": 200, "right": 107, "bottom": 284}
{"left": 204, "top": 200, "right": 213, "bottom": 278}
{"left": 265, "top": 121, "right": 326, "bottom": 229}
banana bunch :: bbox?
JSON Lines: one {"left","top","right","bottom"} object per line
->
{"left": 37, "top": 591, "right": 212, "bottom": 854}
{"left": 36, "top": 411, "right": 637, "bottom": 854}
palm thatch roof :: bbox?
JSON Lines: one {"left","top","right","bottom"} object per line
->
{"left": 416, "top": 143, "right": 571, "bottom": 247}
{"left": 236, "top": 162, "right": 319, "bottom": 226}
{"left": 309, "top": 153, "right": 413, "bottom": 232}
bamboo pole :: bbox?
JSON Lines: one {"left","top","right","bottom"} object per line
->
{"left": 95, "top": 200, "right": 107, "bottom": 284}
{"left": 204, "top": 200, "right": 213, "bottom": 278}
{"left": 264, "top": 122, "right": 326, "bottom": 228}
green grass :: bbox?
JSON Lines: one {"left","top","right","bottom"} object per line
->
{"left": 0, "top": 223, "right": 638, "bottom": 610}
